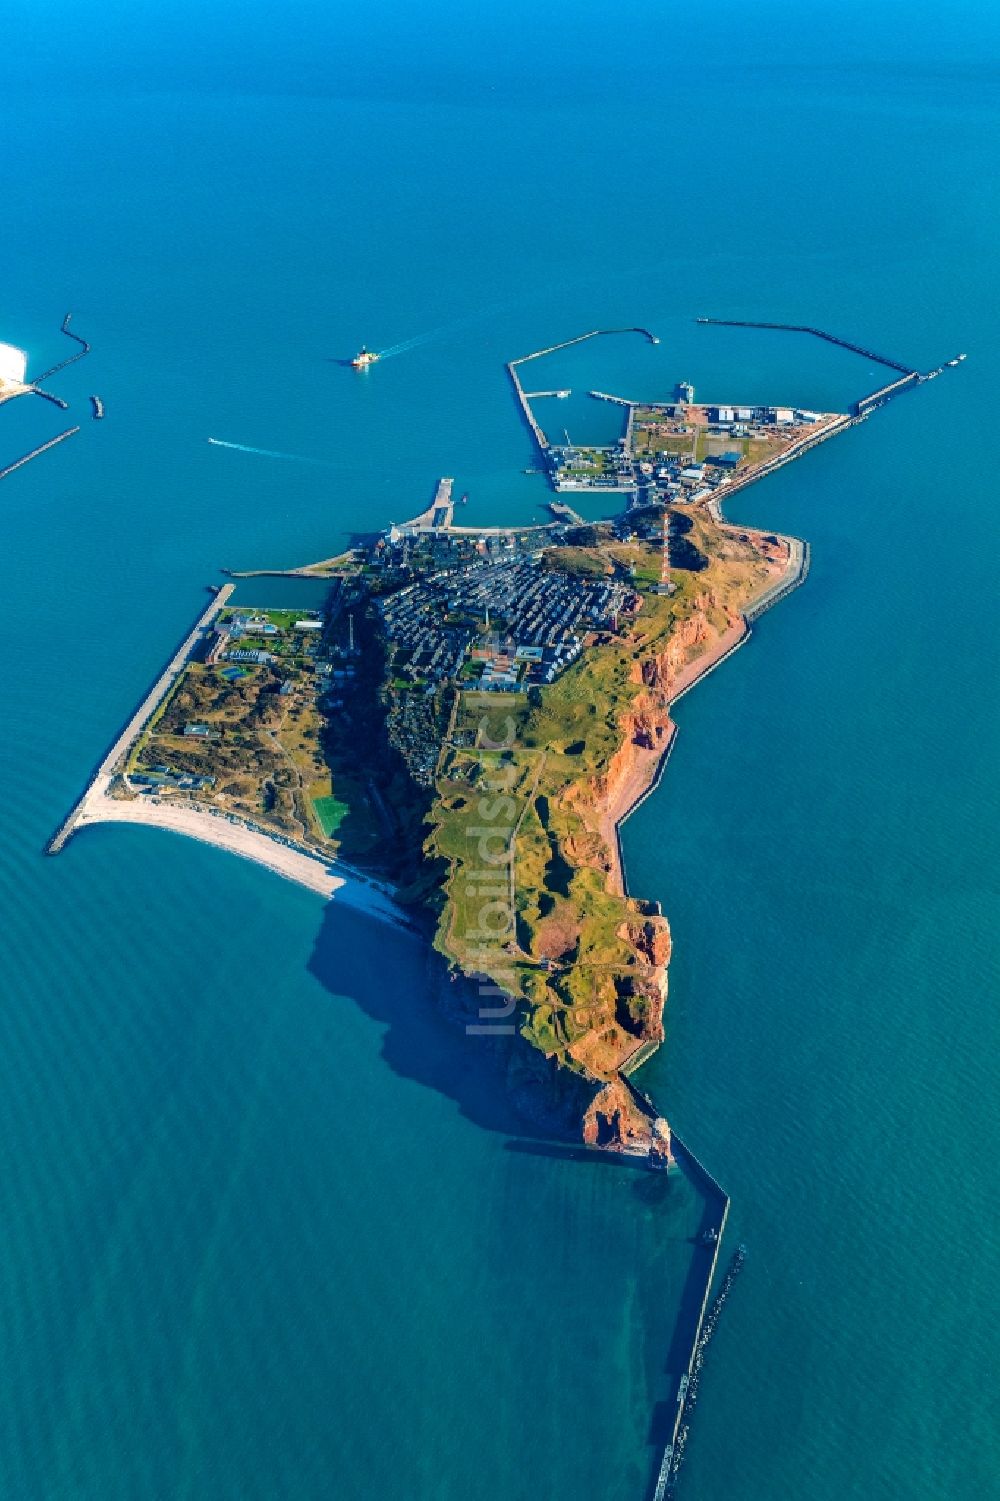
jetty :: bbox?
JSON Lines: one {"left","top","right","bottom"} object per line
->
{"left": 47, "top": 583, "right": 235, "bottom": 854}
{"left": 0, "top": 426, "right": 80, "bottom": 483}
{"left": 395, "top": 477, "right": 455, "bottom": 534}
{"left": 547, "top": 499, "right": 585, "bottom": 525}
{"left": 694, "top": 317, "right": 963, "bottom": 409}
{"left": 589, "top": 389, "right": 635, "bottom": 406}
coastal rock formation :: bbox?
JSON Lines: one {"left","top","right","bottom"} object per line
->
{"left": 583, "top": 1078, "right": 673, "bottom": 1165}
{"left": 419, "top": 526, "right": 787, "bottom": 1155}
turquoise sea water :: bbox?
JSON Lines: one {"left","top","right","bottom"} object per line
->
{"left": 1, "top": 9, "right": 998, "bottom": 1498}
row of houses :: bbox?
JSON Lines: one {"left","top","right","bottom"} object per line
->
{"left": 377, "top": 555, "right": 638, "bottom": 691}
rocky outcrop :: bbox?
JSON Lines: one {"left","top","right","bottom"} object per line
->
{"left": 583, "top": 1077, "right": 673, "bottom": 1165}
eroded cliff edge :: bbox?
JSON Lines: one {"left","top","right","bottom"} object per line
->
{"left": 419, "top": 510, "right": 799, "bottom": 1154}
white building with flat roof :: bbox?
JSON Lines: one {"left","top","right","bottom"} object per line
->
{"left": 0, "top": 343, "right": 27, "bottom": 387}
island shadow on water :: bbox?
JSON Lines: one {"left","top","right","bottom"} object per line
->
{"left": 308, "top": 902, "right": 724, "bottom": 1498}
{"left": 307, "top": 900, "right": 590, "bottom": 1142}
{"left": 506, "top": 1133, "right": 725, "bottom": 1480}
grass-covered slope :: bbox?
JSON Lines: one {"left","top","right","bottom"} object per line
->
{"left": 423, "top": 511, "right": 782, "bottom": 1087}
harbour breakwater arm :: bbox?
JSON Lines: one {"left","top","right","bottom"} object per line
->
{"left": 0, "top": 426, "right": 80, "bottom": 483}
{"left": 695, "top": 316, "right": 916, "bottom": 374}
{"left": 33, "top": 312, "right": 91, "bottom": 384}
{"left": 695, "top": 317, "right": 962, "bottom": 399}
{"left": 650, "top": 1135, "right": 730, "bottom": 1501}
{"left": 30, "top": 387, "right": 70, "bottom": 411}
{"left": 508, "top": 327, "right": 661, "bottom": 457}
{"left": 507, "top": 358, "right": 550, "bottom": 450}
{"left": 46, "top": 583, "right": 235, "bottom": 853}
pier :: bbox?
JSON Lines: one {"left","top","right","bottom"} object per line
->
{"left": 589, "top": 389, "right": 635, "bottom": 406}
{"left": 506, "top": 359, "right": 549, "bottom": 451}
{"left": 395, "top": 477, "right": 456, "bottom": 534}
{"left": 0, "top": 426, "right": 80, "bottom": 483}
{"left": 547, "top": 499, "right": 585, "bottom": 525}
{"left": 510, "top": 330, "right": 601, "bottom": 366}
{"left": 46, "top": 583, "right": 235, "bottom": 854}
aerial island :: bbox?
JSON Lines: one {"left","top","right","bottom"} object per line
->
{"left": 50, "top": 321, "right": 959, "bottom": 1160}
{"left": 44, "top": 319, "right": 961, "bottom": 1497}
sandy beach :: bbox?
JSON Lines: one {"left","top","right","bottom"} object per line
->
{"left": 75, "top": 788, "right": 409, "bottom": 928}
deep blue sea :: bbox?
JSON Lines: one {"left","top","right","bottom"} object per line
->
{"left": 2, "top": 5, "right": 998, "bottom": 1497}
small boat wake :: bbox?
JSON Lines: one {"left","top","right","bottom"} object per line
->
{"left": 207, "top": 438, "right": 331, "bottom": 466}
{"left": 374, "top": 330, "right": 439, "bottom": 361}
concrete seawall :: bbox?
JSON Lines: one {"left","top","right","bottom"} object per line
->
{"left": 744, "top": 537, "right": 811, "bottom": 621}
{"left": 47, "top": 583, "right": 234, "bottom": 853}
{"left": 650, "top": 1135, "right": 731, "bottom": 1501}
{"left": 615, "top": 723, "right": 679, "bottom": 901}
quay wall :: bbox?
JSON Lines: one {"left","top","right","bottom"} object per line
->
{"left": 853, "top": 369, "right": 920, "bottom": 415}
{"left": 46, "top": 583, "right": 234, "bottom": 853}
